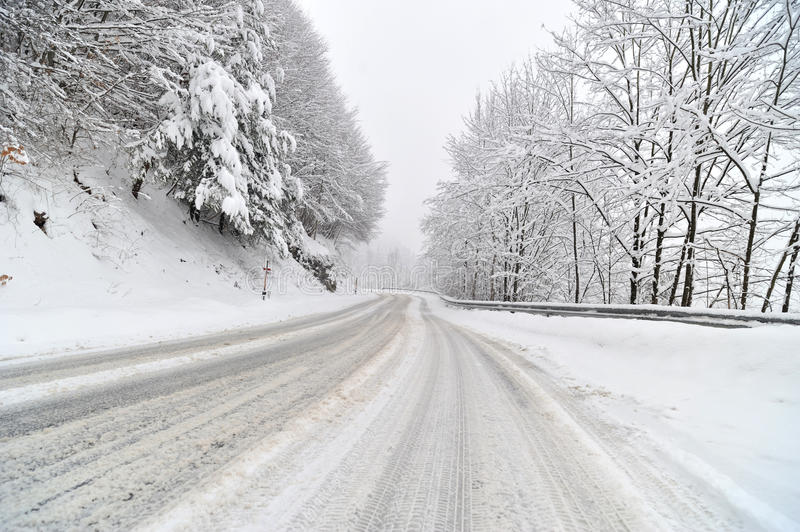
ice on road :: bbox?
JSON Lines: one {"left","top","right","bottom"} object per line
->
{"left": 0, "top": 296, "right": 758, "bottom": 530}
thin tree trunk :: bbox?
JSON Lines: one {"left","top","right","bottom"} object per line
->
{"left": 608, "top": 234, "right": 613, "bottom": 303}
{"left": 783, "top": 241, "right": 799, "bottom": 313}
{"left": 681, "top": 166, "right": 702, "bottom": 306}
{"left": 753, "top": 17, "right": 793, "bottom": 310}
{"left": 630, "top": 210, "right": 641, "bottom": 304}
{"left": 761, "top": 218, "right": 800, "bottom": 312}
{"left": 716, "top": 248, "right": 734, "bottom": 309}
{"left": 489, "top": 254, "right": 496, "bottom": 301}
{"left": 743, "top": 129, "right": 776, "bottom": 309}
{"left": 502, "top": 260, "right": 509, "bottom": 302}
{"left": 571, "top": 194, "right": 580, "bottom": 303}
{"left": 762, "top": 218, "right": 800, "bottom": 311}
{"left": 651, "top": 201, "right": 666, "bottom": 304}
{"left": 669, "top": 231, "right": 690, "bottom": 306}
{"left": 471, "top": 259, "right": 478, "bottom": 300}
{"left": 741, "top": 187, "right": 763, "bottom": 310}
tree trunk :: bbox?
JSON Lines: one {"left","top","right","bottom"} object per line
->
{"left": 651, "top": 201, "right": 666, "bottom": 304}
{"left": 571, "top": 194, "right": 580, "bottom": 303}
{"left": 741, "top": 188, "right": 762, "bottom": 310}
{"left": 669, "top": 231, "right": 690, "bottom": 306}
{"left": 463, "top": 259, "right": 469, "bottom": 298}
{"left": 471, "top": 259, "right": 478, "bottom": 300}
{"left": 681, "top": 166, "right": 702, "bottom": 306}
{"left": 502, "top": 260, "right": 509, "bottom": 302}
{"left": 188, "top": 203, "right": 200, "bottom": 224}
{"left": 630, "top": 209, "right": 642, "bottom": 304}
{"left": 131, "top": 177, "right": 143, "bottom": 199}
{"left": 489, "top": 254, "right": 496, "bottom": 301}
{"left": 783, "top": 241, "right": 799, "bottom": 313}
{"left": 762, "top": 219, "right": 800, "bottom": 312}
{"left": 742, "top": 132, "right": 772, "bottom": 309}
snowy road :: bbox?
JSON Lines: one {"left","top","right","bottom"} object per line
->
{"left": 0, "top": 295, "right": 751, "bottom": 530}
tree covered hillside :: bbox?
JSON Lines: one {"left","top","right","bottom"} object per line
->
{"left": 0, "top": 0, "right": 386, "bottom": 287}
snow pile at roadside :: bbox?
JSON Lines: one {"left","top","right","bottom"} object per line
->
{"left": 429, "top": 297, "right": 800, "bottom": 531}
{"left": 0, "top": 160, "right": 364, "bottom": 359}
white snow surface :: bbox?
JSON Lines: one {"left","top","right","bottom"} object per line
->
{"left": 0, "top": 158, "right": 359, "bottom": 360}
{"left": 149, "top": 299, "right": 427, "bottom": 532}
{"left": 426, "top": 295, "right": 800, "bottom": 531}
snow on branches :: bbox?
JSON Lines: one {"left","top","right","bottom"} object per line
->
{"left": 424, "top": 0, "right": 800, "bottom": 312}
{"left": 0, "top": 0, "right": 387, "bottom": 280}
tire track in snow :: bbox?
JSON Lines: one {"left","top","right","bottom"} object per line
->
{"left": 160, "top": 297, "right": 746, "bottom": 531}
{"left": 0, "top": 298, "right": 397, "bottom": 438}
{"left": 0, "top": 294, "right": 750, "bottom": 530}
{"left": 0, "top": 296, "right": 410, "bottom": 530}
{"left": 0, "top": 296, "right": 384, "bottom": 385}
{"left": 462, "top": 329, "right": 748, "bottom": 531}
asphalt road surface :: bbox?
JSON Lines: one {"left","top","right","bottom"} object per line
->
{"left": 0, "top": 295, "right": 750, "bottom": 530}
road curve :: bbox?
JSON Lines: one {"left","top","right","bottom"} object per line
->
{"left": 0, "top": 295, "right": 749, "bottom": 530}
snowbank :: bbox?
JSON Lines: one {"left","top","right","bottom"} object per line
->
{"left": 0, "top": 294, "right": 370, "bottom": 361}
{"left": 0, "top": 158, "right": 364, "bottom": 359}
{"left": 428, "top": 296, "right": 800, "bottom": 531}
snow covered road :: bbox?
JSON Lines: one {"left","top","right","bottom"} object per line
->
{"left": 0, "top": 295, "right": 761, "bottom": 530}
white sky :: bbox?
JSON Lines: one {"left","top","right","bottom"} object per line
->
{"left": 296, "top": 0, "right": 571, "bottom": 253}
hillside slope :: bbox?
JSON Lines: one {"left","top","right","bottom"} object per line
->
{"left": 0, "top": 159, "right": 365, "bottom": 358}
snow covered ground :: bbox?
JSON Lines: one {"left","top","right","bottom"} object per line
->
{"left": 1, "top": 288, "right": 797, "bottom": 530}
{"left": 1, "top": 295, "right": 755, "bottom": 530}
{"left": 427, "top": 295, "right": 800, "bottom": 531}
{"left": 0, "top": 159, "right": 360, "bottom": 359}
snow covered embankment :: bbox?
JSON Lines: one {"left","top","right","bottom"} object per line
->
{"left": 428, "top": 296, "right": 800, "bottom": 532}
{"left": 0, "top": 162, "right": 366, "bottom": 360}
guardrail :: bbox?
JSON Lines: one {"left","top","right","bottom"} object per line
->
{"left": 377, "top": 287, "right": 800, "bottom": 327}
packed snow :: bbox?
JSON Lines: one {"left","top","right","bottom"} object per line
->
{"left": 427, "top": 295, "right": 800, "bottom": 531}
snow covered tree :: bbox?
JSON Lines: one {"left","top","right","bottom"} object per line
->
{"left": 139, "top": 1, "right": 300, "bottom": 254}
{"left": 423, "top": 0, "right": 800, "bottom": 312}
{"left": 1, "top": 0, "right": 387, "bottom": 285}
{"left": 266, "top": 0, "right": 387, "bottom": 246}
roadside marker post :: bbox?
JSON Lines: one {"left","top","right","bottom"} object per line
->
{"left": 262, "top": 259, "right": 272, "bottom": 300}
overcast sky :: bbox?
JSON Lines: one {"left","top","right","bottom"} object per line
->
{"left": 296, "top": 0, "right": 570, "bottom": 254}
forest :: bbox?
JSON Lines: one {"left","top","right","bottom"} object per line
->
{"left": 0, "top": 0, "right": 386, "bottom": 284}
{"left": 423, "top": 0, "right": 800, "bottom": 311}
